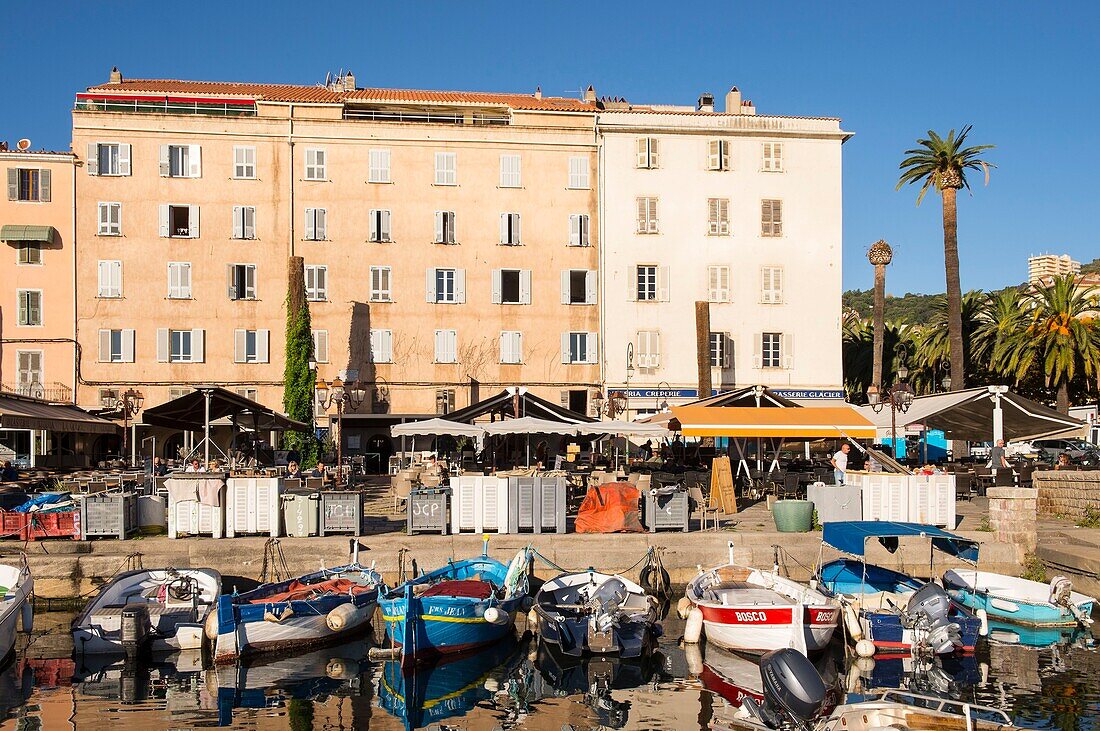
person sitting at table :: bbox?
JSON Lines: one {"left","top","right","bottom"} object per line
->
{"left": 1055, "top": 452, "right": 1074, "bottom": 470}
{"left": 308, "top": 461, "right": 327, "bottom": 482}
{"left": 185, "top": 458, "right": 203, "bottom": 473}
{"left": 207, "top": 458, "right": 221, "bottom": 472}
{"left": 285, "top": 460, "right": 304, "bottom": 480}
{"left": 0, "top": 461, "right": 17, "bottom": 482}
{"left": 153, "top": 457, "right": 168, "bottom": 477}
{"left": 639, "top": 440, "right": 653, "bottom": 461}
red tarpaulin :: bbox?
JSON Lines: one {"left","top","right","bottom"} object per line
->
{"left": 575, "top": 482, "right": 644, "bottom": 533}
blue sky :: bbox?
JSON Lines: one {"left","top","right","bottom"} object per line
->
{"left": 2, "top": 1, "right": 1096, "bottom": 295}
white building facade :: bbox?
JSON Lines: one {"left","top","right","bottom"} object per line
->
{"left": 597, "top": 89, "right": 851, "bottom": 417}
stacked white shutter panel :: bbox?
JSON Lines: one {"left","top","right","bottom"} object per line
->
{"left": 190, "top": 329, "right": 205, "bottom": 363}
{"left": 86, "top": 143, "right": 99, "bottom": 175}
{"left": 370, "top": 329, "right": 392, "bottom": 363}
{"left": 435, "top": 152, "right": 456, "bottom": 185}
{"left": 313, "top": 330, "right": 329, "bottom": 363}
{"left": 708, "top": 140, "right": 729, "bottom": 171}
{"left": 98, "top": 330, "right": 111, "bottom": 362}
{"left": 763, "top": 142, "right": 783, "bottom": 171}
{"left": 762, "top": 267, "right": 783, "bottom": 303}
{"left": 585, "top": 271, "right": 597, "bottom": 304}
{"left": 305, "top": 148, "right": 326, "bottom": 180}
{"left": 156, "top": 328, "right": 170, "bottom": 363}
{"left": 500, "top": 154, "right": 520, "bottom": 187}
{"left": 568, "top": 156, "right": 588, "bottom": 188}
{"left": 709, "top": 265, "right": 730, "bottom": 302}
{"left": 434, "top": 330, "right": 457, "bottom": 363}
{"left": 519, "top": 270, "right": 532, "bottom": 304}
{"left": 118, "top": 144, "right": 131, "bottom": 176}
{"left": 585, "top": 332, "right": 598, "bottom": 364}
{"left": 369, "top": 149, "right": 391, "bottom": 183}
{"left": 569, "top": 214, "right": 589, "bottom": 246}
{"left": 159, "top": 145, "right": 170, "bottom": 176}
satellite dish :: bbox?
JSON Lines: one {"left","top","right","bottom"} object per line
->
{"left": 17, "top": 138, "right": 31, "bottom": 150}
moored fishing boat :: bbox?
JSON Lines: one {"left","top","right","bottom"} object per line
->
{"left": 943, "top": 568, "right": 1094, "bottom": 628}
{"left": 685, "top": 543, "right": 839, "bottom": 654}
{"left": 0, "top": 558, "right": 33, "bottom": 662}
{"left": 533, "top": 570, "right": 658, "bottom": 658}
{"left": 211, "top": 562, "right": 383, "bottom": 664}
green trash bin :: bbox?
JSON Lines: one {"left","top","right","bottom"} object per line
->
{"left": 282, "top": 490, "right": 321, "bottom": 537}
{"left": 772, "top": 499, "right": 814, "bottom": 533}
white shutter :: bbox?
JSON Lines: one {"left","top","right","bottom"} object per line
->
{"left": 753, "top": 334, "right": 762, "bottom": 369}
{"left": 707, "top": 140, "right": 720, "bottom": 170}
{"left": 636, "top": 138, "right": 648, "bottom": 168}
{"left": 379, "top": 210, "right": 390, "bottom": 242}
{"left": 257, "top": 329, "right": 270, "bottom": 363}
{"left": 313, "top": 330, "right": 329, "bottom": 363}
{"left": 244, "top": 207, "right": 255, "bottom": 239}
{"left": 434, "top": 330, "right": 444, "bottom": 361}
{"left": 446, "top": 331, "right": 457, "bottom": 363}
{"left": 118, "top": 143, "right": 131, "bottom": 176}
{"left": 658, "top": 266, "right": 670, "bottom": 302}
{"left": 454, "top": 269, "right": 466, "bottom": 303}
{"left": 513, "top": 214, "right": 521, "bottom": 244}
{"left": 234, "top": 329, "right": 247, "bottom": 363}
{"left": 500, "top": 332, "right": 511, "bottom": 363}
{"left": 434, "top": 211, "right": 444, "bottom": 243}
{"left": 569, "top": 214, "right": 581, "bottom": 246}
{"left": 561, "top": 333, "right": 571, "bottom": 364}
{"left": 97, "top": 260, "right": 109, "bottom": 296}
{"left": 316, "top": 208, "right": 327, "bottom": 240}
{"left": 491, "top": 270, "right": 502, "bottom": 304}
{"left": 379, "top": 330, "right": 392, "bottom": 363}
{"left": 188, "top": 145, "right": 202, "bottom": 177}
{"left": 122, "top": 329, "right": 135, "bottom": 363}
{"left": 628, "top": 265, "right": 638, "bottom": 301}
{"left": 111, "top": 260, "right": 122, "bottom": 297}
{"left": 782, "top": 334, "right": 794, "bottom": 369}
{"left": 560, "top": 270, "right": 570, "bottom": 304}
{"left": 586, "top": 332, "right": 598, "bottom": 364}
{"left": 156, "top": 328, "right": 170, "bottom": 363}
{"left": 232, "top": 206, "right": 244, "bottom": 239}
{"left": 188, "top": 205, "right": 200, "bottom": 237}
{"left": 426, "top": 268, "right": 438, "bottom": 302}
{"left": 226, "top": 264, "right": 237, "bottom": 299}
{"left": 87, "top": 143, "right": 99, "bottom": 175}
{"left": 159, "top": 205, "right": 170, "bottom": 237}
{"left": 245, "top": 265, "right": 256, "bottom": 299}
{"left": 98, "top": 329, "right": 111, "bottom": 362}
{"left": 512, "top": 332, "right": 522, "bottom": 363}
{"left": 159, "top": 145, "right": 170, "bottom": 176}
{"left": 191, "top": 329, "right": 205, "bottom": 363}
{"left": 305, "top": 209, "right": 316, "bottom": 240}
{"left": 719, "top": 199, "right": 729, "bottom": 235}
{"left": 585, "top": 270, "right": 597, "bottom": 304}
{"left": 649, "top": 331, "right": 661, "bottom": 368}
{"left": 708, "top": 199, "right": 719, "bottom": 235}
{"left": 519, "top": 270, "right": 532, "bottom": 304}
{"left": 649, "top": 138, "right": 659, "bottom": 168}
{"left": 499, "top": 214, "right": 508, "bottom": 245}
{"left": 708, "top": 266, "right": 719, "bottom": 302}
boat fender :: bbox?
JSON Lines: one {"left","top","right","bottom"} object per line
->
{"left": 326, "top": 603, "right": 362, "bottom": 632}
{"left": 684, "top": 607, "right": 704, "bottom": 644}
{"left": 526, "top": 608, "right": 539, "bottom": 634}
{"left": 845, "top": 662, "right": 862, "bottom": 693}
{"left": 684, "top": 642, "right": 703, "bottom": 676}
{"left": 20, "top": 601, "right": 32, "bottom": 635}
{"left": 676, "top": 597, "right": 692, "bottom": 621}
{"left": 264, "top": 606, "right": 295, "bottom": 624}
{"left": 484, "top": 678, "right": 499, "bottom": 692}
{"left": 976, "top": 608, "right": 989, "bottom": 637}
{"left": 484, "top": 607, "right": 509, "bottom": 626}
{"left": 855, "top": 639, "right": 876, "bottom": 658}
{"left": 843, "top": 603, "right": 863, "bottom": 642}
{"left": 325, "top": 658, "right": 354, "bottom": 679}
{"left": 204, "top": 610, "right": 220, "bottom": 641}
{"left": 855, "top": 656, "right": 876, "bottom": 675}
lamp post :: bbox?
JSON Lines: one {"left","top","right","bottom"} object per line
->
{"left": 867, "top": 350, "right": 914, "bottom": 460}
{"left": 941, "top": 363, "right": 952, "bottom": 392}
{"left": 592, "top": 389, "right": 606, "bottom": 419}
{"left": 316, "top": 377, "right": 367, "bottom": 484}
{"left": 655, "top": 381, "right": 671, "bottom": 413}
{"left": 113, "top": 388, "right": 144, "bottom": 466}
{"left": 624, "top": 343, "right": 634, "bottom": 421}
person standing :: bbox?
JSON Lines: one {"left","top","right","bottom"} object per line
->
{"left": 989, "top": 439, "right": 1009, "bottom": 472}
{"left": 830, "top": 444, "right": 851, "bottom": 485}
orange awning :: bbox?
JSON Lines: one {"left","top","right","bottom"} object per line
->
{"left": 671, "top": 405, "right": 876, "bottom": 439}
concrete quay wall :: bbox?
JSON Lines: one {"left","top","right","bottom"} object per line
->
{"left": 1035, "top": 470, "right": 1100, "bottom": 522}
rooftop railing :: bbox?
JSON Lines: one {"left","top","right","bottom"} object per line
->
{"left": 1, "top": 382, "right": 74, "bottom": 403}
{"left": 74, "top": 97, "right": 257, "bottom": 117}
{"left": 342, "top": 108, "right": 509, "bottom": 125}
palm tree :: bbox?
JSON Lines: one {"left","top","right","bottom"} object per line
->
{"left": 913, "top": 291, "right": 991, "bottom": 387}
{"left": 897, "top": 126, "right": 995, "bottom": 391}
{"left": 842, "top": 317, "right": 918, "bottom": 402}
{"left": 996, "top": 275, "right": 1100, "bottom": 413}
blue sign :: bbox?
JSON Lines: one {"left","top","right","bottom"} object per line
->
{"left": 622, "top": 388, "right": 703, "bottom": 399}
{"left": 771, "top": 389, "right": 846, "bottom": 400}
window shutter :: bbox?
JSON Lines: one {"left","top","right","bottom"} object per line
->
{"left": 425, "top": 268, "right": 437, "bottom": 302}
{"left": 708, "top": 199, "right": 719, "bottom": 235}
{"left": 98, "top": 260, "right": 109, "bottom": 296}
{"left": 99, "top": 329, "right": 111, "bottom": 362}
{"left": 772, "top": 200, "right": 782, "bottom": 236}
{"left": 434, "top": 330, "right": 444, "bottom": 361}
{"left": 234, "top": 329, "right": 247, "bottom": 363}
{"left": 628, "top": 265, "right": 638, "bottom": 301}
{"left": 753, "top": 334, "right": 762, "bottom": 369}
{"left": 226, "top": 264, "right": 237, "bottom": 299}
{"left": 380, "top": 330, "right": 392, "bottom": 362}
{"left": 156, "top": 328, "right": 169, "bottom": 363}
{"left": 647, "top": 198, "right": 658, "bottom": 232}
{"left": 519, "top": 269, "right": 532, "bottom": 304}
{"left": 188, "top": 205, "right": 200, "bottom": 237}
{"left": 708, "top": 140, "right": 720, "bottom": 170}
{"left": 560, "top": 333, "right": 570, "bottom": 364}
{"left": 244, "top": 207, "right": 255, "bottom": 239}
{"left": 585, "top": 270, "right": 597, "bottom": 304}
{"left": 454, "top": 269, "right": 466, "bottom": 303}
{"left": 159, "top": 145, "right": 170, "bottom": 176}
{"left": 782, "top": 334, "right": 794, "bottom": 369}
{"left": 305, "top": 209, "right": 316, "bottom": 240}
{"left": 658, "top": 266, "right": 670, "bottom": 301}
{"left": 191, "top": 329, "right": 205, "bottom": 363}
{"left": 636, "top": 198, "right": 646, "bottom": 233}
{"left": 569, "top": 214, "right": 580, "bottom": 246}
{"left": 774, "top": 268, "right": 783, "bottom": 302}
{"left": 245, "top": 265, "right": 256, "bottom": 298}
{"left": 121, "top": 329, "right": 135, "bottom": 362}
{"left": 116, "top": 143, "right": 131, "bottom": 176}
{"left": 314, "top": 330, "right": 329, "bottom": 363}
{"left": 513, "top": 214, "right": 521, "bottom": 244}
{"left": 158, "top": 204, "right": 170, "bottom": 237}
{"left": 651, "top": 331, "right": 661, "bottom": 368}
{"left": 5, "top": 169, "right": 15, "bottom": 200}
{"left": 316, "top": 208, "right": 327, "bottom": 239}
{"left": 636, "top": 138, "right": 648, "bottom": 168}
{"left": 232, "top": 206, "right": 244, "bottom": 239}
{"left": 256, "top": 329, "right": 270, "bottom": 363}
{"left": 380, "top": 210, "right": 390, "bottom": 242}
{"left": 491, "top": 269, "right": 502, "bottom": 304}
{"left": 112, "top": 260, "right": 122, "bottom": 296}
{"left": 500, "top": 332, "right": 510, "bottom": 363}
{"left": 586, "top": 332, "right": 598, "bottom": 363}
{"left": 434, "top": 211, "right": 443, "bottom": 243}
{"left": 708, "top": 266, "right": 719, "bottom": 301}
{"left": 188, "top": 145, "right": 202, "bottom": 177}
{"left": 721, "top": 141, "right": 730, "bottom": 171}
{"left": 39, "top": 169, "right": 51, "bottom": 202}
{"left": 560, "top": 271, "right": 570, "bottom": 304}
{"left": 650, "top": 138, "right": 659, "bottom": 167}
{"left": 719, "top": 199, "right": 729, "bottom": 234}
{"left": 499, "top": 213, "right": 508, "bottom": 245}
{"left": 86, "top": 143, "right": 99, "bottom": 175}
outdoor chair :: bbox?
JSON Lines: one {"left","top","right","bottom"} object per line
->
{"left": 305, "top": 477, "right": 324, "bottom": 491}
{"left": 1016, "top": 464, "right": 1035, "bottom": 488}
{"left": 955, "top": 475, "right": 974, "bottom": 501}
{"left": 391, "top": 476, "right": 413, "bottom": 513}
{"left": 993, "top": 469, "right": 1016, "bottom": 487}
{"left": 636, "top": 474, "right": 652, "bottom": 492}
{"left": 780, "top": 472, "right": 801, "bottom": 499}
{"left": 687, "top": 485, "right": 721, "bottom": 531}
{"left": 86, "top": 481, "right": 107, "bottom": 494}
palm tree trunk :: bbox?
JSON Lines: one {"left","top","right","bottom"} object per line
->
{"left": 1057, "top": 381, "right": 1069, "bottom": 414}
{"left": 872, "top": 263, "right": 886, "bottom": 388}
{"left": 941, "top": 186, "right": 965, "bottom": 390}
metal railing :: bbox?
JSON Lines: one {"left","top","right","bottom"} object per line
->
{"left": 1, "top": 382, "right": 73, "bottom": 403}
{"left": 75, "top": 97, "right": 257, "bottom": 117}
{"left": 342, "top": 108, "right": 509, "bottom": 125}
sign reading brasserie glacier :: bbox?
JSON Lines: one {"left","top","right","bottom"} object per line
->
{"left": 771, "top": 389, "right": 846, "bottom": 400}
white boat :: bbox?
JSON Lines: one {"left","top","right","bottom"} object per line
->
{"left": 685, "top": 543, "right": 839, "bottom": 654}
{"left": 943, "top": 569, "right": 1095, "bottom": 628}
{"left": 73, "top": 568, "right": 221, "bottom": 655}
{"left": 0, "top": 559, "right": 33, "bottom": 661}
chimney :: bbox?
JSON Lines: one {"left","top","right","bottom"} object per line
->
{"left": 724, "top": 86, "right": 741, "bottom": 114}
{"left": 583, "top": 85, "right": 597, "bottom": 103}
{"left": 342, "top": 70, "right": 356, "bottom": 91}
{"left": 742, "top": 99, "right": 756, "bottom": 116}
{"left": 109, "top": 66, "right": 122, "bottom": 84}
{"left": 534, "top": 85, "right": 542, "bottom": 100}
{"left": 697, "top": 92, "right": 715, "bottom": 113}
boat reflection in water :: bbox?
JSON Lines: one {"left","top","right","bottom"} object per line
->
{"left": 702, "top": 644, "right": 838, "bottom": 715}
{"left": 985, "top": 619, "right": 1095, "bottom": 648}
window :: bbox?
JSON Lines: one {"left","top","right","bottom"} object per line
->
{"left": 370, "top": 329, "right": 393, "bottom": 363}
{"left": 168, "top": 387, "right": 192, "bottom": 401}
{"left": 636, "top": 137, "right": 660, "bottom": 169}
{"left": 708, "top": 198, "right": 730, "bottom": 235}
{"left": 16, "top": 352, "right": 42, "bottom": 390}
{"left": 156, "top": 328, "right": 206, "bottom": 363}
{"left": 762, "top": 266, "right": 783, "bottom": 304}
{"left": 434, "top": 329, "right": 457, "bottom": 363}
{"left": 161, "top": 144, "right": 201, "bottom": 178}
{"left": 98, "top": 202, "right": 122, "bottom": 235}
{"left": 7, "top": 168, "right": 49, "bottom": 202}
{"left": 500, "top": 331, "right": 523, "bottom": 364}
{"left": 636, "top": 197, "right": 658, "bottom": 233}
{"left": 369, "top": 209, "right": 392, "bottom": 243}
{"left": 710, "top": 332, "right": 731, "bottom": 368}
{"left": 562, "top": 269, "right": 596, "bottom": 305}
{"left": 304, "top": 148, "right": 326, "bottom": 180}
{"left": 172, "top": 330, "right": 192, "bottom": 362}
{"left": 234, "top": 329, "right": 269, "bottom": 363}
{"left": 565, "top": 389, "right": 589, "bottom": 415}
{"left": 562, "top": 332, "right": 597, "bottom": 364}
{"left": 304, "top": 208, "right": 327, "bottom": 240}
{"left": 492, "top": 269, "right": 531, "bottom": 305}
{"left": 500, "top": 154, "right": 521, "bottom": 187}
{"left": 227, "top": 264, "right": 257, "bottom": 300}
{"left": 758, "top": 332, "right": 789, "bottom": 369}
{"left": 436, "top": 389, "right": 455, "bottom": 415}
{"left": 708, "top": 265, "right": 731, "bottom": 303}
{"left": 236, "top": 388, "right": 258, "bottom": 401}
{"left": 569, "top": 214, "right": 590, "bottom": 246}
{"left": 708, "top": 139, "right": 731, "bottom": 171}
{"left": 369, "top": 149, "right": 391, "bottom": 183}
{"left": 312, "top": 330, "right": 329, "bottom": 363}
{"left": 568, "top": 156, "right": 589, "bottom": 189}
{"left": 761, "top": 199, "right": 783, "bottom": 237}
{"left": 87, "top": 142, "right": 130, "bottom": 176}
{"left": 99, "top": 329, "right": 135, "bottom": 363}
{"left": 633, "top": 265, "right": 668, "bottom": 302}
{"left": 425, "top": 267, "right": 466, "bottom": 303}
{"left": 762, "top": 142, "right": 784, "bottom": 172}
{"left": 233, "top": 146, "right": 256, "bottom": 179}
{"left": 17, "top": 290, "right": 41, "bottom": 326}
{"left": 636, "top": 330, "right": 660, "bottom": 368}
{"left": 232, "top": 206, "right": 256, "bottom": 239}
{"left": 500, "top": 213, "right": 521, "bottom": 245}
{"left": 98, "top": 260, "right": 122, "bottom": 298}
{"left": 305, "top": 265, "right": 328, "bottom": 301}
{"left": 370, "top": 266, "right": 392, "bottom": 302}
{"left": 434, "top": 152, "right": 456, "bottom": 185}
{"left": 17, "top": 241, "right": 41, "bottom": 265}
{"left": 159, "top": 204, "right": 199, "bottom": 238}
{"left": 434, "top": 211, "right": 456, "bottom": 244}
{"left": 167, "top": 262, "right": 192, "bottom": 299}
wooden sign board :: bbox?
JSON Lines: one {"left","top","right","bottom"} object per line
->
{"left": 710, "top": 456, "right": 737, "bottom": 515}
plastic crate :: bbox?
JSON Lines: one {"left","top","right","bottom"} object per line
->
{"left": 450, "top": 476, "right": 509, "bottom": 534}
{"left": 7, "top": 510, "right": 82, "bottom": 541}
{"left": 643, "top": 489, "right": 689, "bottom": 532}
{"left": 225, "top": 477, "right": 282, "bottom": 538}
{"left": 507, "top": 477, "right": 567, "bottom": 534}
{"left": 282, "top": 491, "right": 320, "bottom": 537}
{"left": 79, "top": 492, "right": 137, "bottom": 539}
{"left": 407, "top": 490, "right": 448, "bottom": 535}
{"left": 320, "top": 491, "right": 362, "bottom": 536}
{"left": 166, "top": 476, "right": 226, "bottom": 539}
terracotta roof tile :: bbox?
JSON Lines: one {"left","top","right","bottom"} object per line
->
{"left": 345, "top": 87, "right": 593, "bottom": 111}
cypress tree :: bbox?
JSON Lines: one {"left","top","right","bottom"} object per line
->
{"left": 282, "top": 256, "right": 318, "bottom": 466}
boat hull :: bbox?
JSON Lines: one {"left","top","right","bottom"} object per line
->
{"left": 943, "top": 569, "right": 1094, "bottom": 628}
{"left": 0, "top": 565, "right": 32, "bottom": 661}
{"left": 536, "top": 614, "right": 653, "bottom": 658}
{"left": 698, "top": 604, "right": 838, "bottom": 654}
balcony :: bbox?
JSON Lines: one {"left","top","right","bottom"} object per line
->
{"left": 1, "top": 382, "right": 74, "bottom": 403}
{"left": 342, "top": 107, "right": 509, "bottom": 125}
{"left": 74, "top": 95, "right": 256, "bottom": 118}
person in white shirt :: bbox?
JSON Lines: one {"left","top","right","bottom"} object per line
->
{"left": 830, "top": 444, "right": 851, "bottom": 485}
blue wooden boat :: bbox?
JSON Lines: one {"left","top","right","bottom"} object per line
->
{"left": 816, "top": 521, "right": 983, "bottom": 656}
{"left": 943, "top": 569, "right": 1094, "bottom": 628}
{"left": 380, "top": 543, "right": 529, "bottom": 668}
{"left": 211, "top": 563, "right": 383, "bottom": 664}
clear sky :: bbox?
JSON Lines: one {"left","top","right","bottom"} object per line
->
{"left": 2, "top": 1, "right": 1096, "bottom": 295}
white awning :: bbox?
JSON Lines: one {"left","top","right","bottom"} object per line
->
{"left": 389, "top": 418, "right": 485, "bottom": 438}
{"left": 574, "top": 420, "right": 671, "bottom": 437}
{"left": 481, "top": 416, "right": 578, "bottom": 436}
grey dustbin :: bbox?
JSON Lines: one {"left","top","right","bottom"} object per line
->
{"left": 643, "top": 487, "right": 690, "bottom": 532}
{"left": 281, "top": 489, "right": 321, "bottom": 537}
{"left": 407, "top": 488, "right": 449, "bottom": 535}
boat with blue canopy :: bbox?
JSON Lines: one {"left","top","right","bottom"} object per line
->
{"left": 815, "top": 521, "right": 983, "bottom": 656}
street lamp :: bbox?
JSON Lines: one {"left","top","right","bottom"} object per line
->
{"left": 317, "top": 377, "right": 367, "bottom": 484}
{"left": 624, "top": 343, "right": 634, "bottom": 421}
{"left": 941, "top": 363, "right": 952, "bottom": 392}
{"left": 655, "top": 381, "right": 671, "bottom": 413}
{"left": 868, "top": 348, "right": 914, "bottom": 460}
{"left": 592, "top": 389, "right": 606, "bottom": 419}
{"left": 115, "top": 388, "right": 144, "bottom": 466}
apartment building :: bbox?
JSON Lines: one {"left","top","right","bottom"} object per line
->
{"left": 598, "top": 88, "right": 850, "bottom": 417}
{"left": 71, "top": 70, "right": 600, "bottom": 454}
{"left": 1027, "top": 253, "right": 1080, "bottom": 284}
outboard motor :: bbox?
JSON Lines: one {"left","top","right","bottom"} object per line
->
{"left": 120, "top": 604, "right": 151, "bottom": 659}
{"left": 737, "top": 648, "right": 827, "bottom": 731}
{"left": 903, "top": 582, "right": 961, "bottom": 655}
{"left": 587, "top": 577, "right": 629, "bottom": 632}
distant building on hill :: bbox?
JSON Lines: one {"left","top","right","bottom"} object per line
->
{"left": 1028, "top": 253, "right": 1080, "bottom": 283}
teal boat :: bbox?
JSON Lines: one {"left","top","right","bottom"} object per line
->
{"left": 943, "top": 569, "right": 1094, "bottom": 628}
